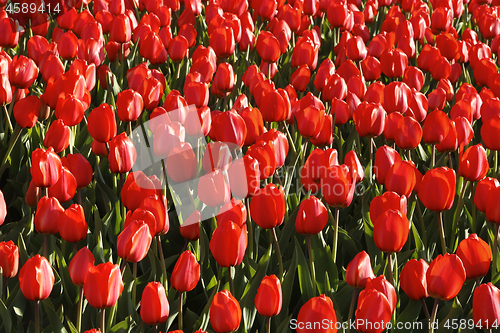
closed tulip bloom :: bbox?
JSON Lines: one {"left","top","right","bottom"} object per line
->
{"left": 62, "top": 154, "right": 93, "bottom": 190}
{"left": 34, "top": 196, "right": 64, "bottom": 235}
{"left": 0, "top": 241, "right": 19, "bottom": 278}
{"left": 59, "top": 204, "right": 88, "bottom": 243}
{"left": 198, "top": 170, "right": 231, "bottom": 208}
{"left": 296, "top": 295, "right": 337, "bottom": 333}
{"left": 456, "top": 234, "right": 491, "bottom": 280}
{"left": 346, "top": 36, "right": 368, "bottom": 62}
{"left": 418, "top": 167, "right": 456, "bottom": 212}
{"left": 353, "top": 102, "right": 386, "bottom": 138}
{"left": 426, "top": 253, "right": 466, "bottom": 301}
{"left": 295, "top": 196, "right": 329, "bottom": 235}
{"left": 422, "top": 110, "right": 450, "bottom": 144}
{"left": 254, "top": 275, "right": 282, "bottom": 317}
{"left": 213, "top": 62, "right": 235, "bottom": 93}
{"left": 209, "top": 26, "right": 236, "bottom": 59}
{"left": 482, "top": 115, "right": 500, "bottom": 151}
{"left": 179, "top": 211, "right": 200, "bottom": 241}
{"left": 140, "top": 282, "right": 169, "bottom": 325}
{"left": 171, "top": 250, "right": 200, "bottom": 292}
{"left": 0, "top": 74, "right": 12, "bottom": 106}
{"left": 459, "top": 144, "right": 489, "bottom": 182}
{"left": 117, "top": 220, "right": 152, "bottom": 262}
{"left": 475, "top": 177, "right": 499, "bottom": 213}
{"left": 19, "top": 255, "right": 54, "bottom": 301}
{"left": 58, "top": 31, "right": 79, "bottom": 60}
{"left": 44, "top": 119, "right": 71, "bottom": 153}
{"left": 260, "top": 88, "right": 291, "bottom": 123}
{"left": 47, "top": 166, "right": 77, "bottom": 203}
{"left": 116, "top": 89, "right": 143, "bottom": 122}
{"left": 395, "top": 116, "right": 422, "bottom": 150}
{"left": 240, "top": 107, "right": 265, "bottom": 146}
{"left": 380, "top": 49, "right": 408, "bottom": 78}
{"left": 473, "top": 283, "right": 500, "bottom": 329}
{"left": 84, "top": 262, "right": 124, "bottom": 309}
{"left": 31, "top": 147, "right": 62, "bottom": 188}
{"left": 108, "top": 133, "right": 137, "bottom": 174}
{"left": 166, "top": 142, "right": 197, "bottom": 183}
{"left": 400, "top": 259, "right": 429, "bottom": 300}
{"left": 9, "top": 55, "right": 39, "bottom": 89}
{"left": 110, "top": 14, "right": 132, "bottom": 43}
{"left": 250, "top": 184, "right": 285, "bottom": 229}
{"left": 209, "top": 220, "right": 246, "bottom": 267}
{"left": 435, "top": 120, "right": 458, "bottom": 153}
{"left": 355, "top": 289, "right": 392, "bottom": 333}
{"left": 374, "top": 146, "right": 401, "bottom": 186}
{"left": 321, "top": 165, "right": 356, "bottom": 208}
{"left": 486, "top": 186, "right": 500, "bottom": 224}
{"left": 55, "top": 94, "right": 86, "bottom": 127}
{"left": 365, "top": 276, "right": 397, "bottom": 312}
{"left": 87, "top": 104, "right": 117, "bottom": 143}
{"left": 140, "top": 195, "right": 169, "bottom": 236}
{"left": 211, "top": 110, "right": 247, "bottom": 148}
{"left": 310, "top": 114, "right": 334, "bottom": 147}
{"left": 385, "top": 160, "right": 417, "bottom": 198}
{"left": 227, "top": 155, "right": 260, "bottom": 198}
{"left": 68, "top": 247, "right": 95, "bottom": 287}
{"left": 346, "top": 251, "right": 375, "bottom": 288}
{"left": 124, "top": 209, "right": 156, "bottom": 238}
{"left": 373, "top": 210, "right": 409, "bottom": 253}
{"left": 370, "top": 191, "right": 407, "bottom": 224}
{"left": 256, "top": 31, "right": 281, "bottom": 63}
{"left": 0, "top": 18, "right": 20, "bottom": 48}
{"left": 296, "top": 105, "right": 325, "bottom": 140}
{"left": 13, "top": 95, "right": 40, "bottom": 129}
{"left": 210, "top": 290, "right": 242, "bottom": 333}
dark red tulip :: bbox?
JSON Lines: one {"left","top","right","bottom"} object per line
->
{"left": 13, "top": 95, "right": 40, "bottom": 129}
{"left": 61, "top": 154, "right": 93, "bottom": 190}
{"left": 374, "top": 146, "right": 401, "bottom": 186}
{"left": 481, "top": 115, "right": 500, "bottom": 151}
{"left": 179, "top": 210, "right": 200, "bottom": 241}
{"left": 0, "top": 241, "right": 19, "bottom": 279}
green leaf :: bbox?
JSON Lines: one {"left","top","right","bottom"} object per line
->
{"left": 294, "top": 238, "right": 315, "bottom": 302}
{"left": 109, "top": 316, "right": 134, "bottom": 333}
{"left": 276, "top": 246, "right": 297, "bottom": 325}
{"left": 436, "top": 297, "right": 463, "bottom": 333}
{"left": 0, "top": 299, "right": 12, "bottom": 333}
{"left": 42, "top": 299, "right": 68, "bottom": 333}
{"left": 394, "top": 299, "right": 422, "bottom": 333}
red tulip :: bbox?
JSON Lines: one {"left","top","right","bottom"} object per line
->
{"left": 210, "top": 290, "right": 242, "bottom": 333}
{"left": 68, "top": 247, "right": 95, "bottom": 287}
{"left": 394, "top": 116, "right": 422, "bottom": 150}
{"left": 250, "top": 184, "right": 285, "bottom": 229}
{"left": 260, "top": 88, "right": 291, "bottom": 122}
{"left": 110, "top": 14, "right": 132, "bottom": 43}
{"left": 211, "top": 110, "right": 247, "bottom": 148}
{"left": 0, "top": 241, "right": 19, "bottom": 279}
{"left": 117, "top": 220, "right": 152, "bottom": 262}
{"left": 84, "top": 262, "right": 123, "bottom": 309}
{"left": 255, "top": 275, "right": 282, "bottom": 317}
{"left": 209, "top": 26, "right": 236, "bottom": 59}
{"left": 108, "top": 133, "right": 137, "bottom": 174}
{"left": 473, "top": 283, "right": 500, "bottom": 330}
{"left": 140, "top": 195, "right": 169, "bottom": 236}
{"left": 198, "top": 170, "right": 231, "bottom": 208}
{"left": 171, "top": 250, "right": 200, "bottom": 292}
{"left": 61, "top": 154, "right": 93, "bottom": 190}
{"left": 34, "top": 196, "right": 64, "bottom": 235}
{"left": 19, "top": 255, "right": 54, "bottom": 301}
{"left": 345, "top": 251, "right": 375, "bottom": 288}
{"left": 355, "top": 289, "right": 392, "bottom": 333}
{"left": 9, "top": 55, "right": 39, "bottom": 89}
{"left": 456, "top": 234, "right": 491, "bottom": 280}
{"left": 458, "top": 144, "right": 489, "bottom": 182}
{"left": 353, "top": 102, "right": 386, "bottom": 138}
{"left": 385, "top": 160, "right": 417, "bottom": 198}
{"left": 373, "top": 210, "right": 409, "bottom": 253}
{"left": 475, "top": 177, "right": 499, "bottom": 213}
{"left": 296, "top": 196, "right": 329, "bottom": 235}
{"left": 44, "top": 119, "right": 71, "bottom": 153}
{"left": 59, "top": 204, "right": 88, "bottom": 243}
{"left": 166, "top": 142, "right": 197, "bottom": 183}
{"left": 380, "top": 48, "right": 408, "bottom": 78}
{"left": 209, "top": 220, "right": 246, "bottom": 267}
{"left": 140, "top": 282, "right": 170, "bottom": 325}
{"left": 400, "top": 259, "right": 429, "bottom": 300}
{"left": 0, "top": 18, "right": 20, "bottom": 48}
{"left": 365, "top": 276, "right": 397, "bottom": 312}
{"left": 179, "top": 211, "right": 200, "bottom": 241}
{"left": 418, "top": 167, "right": 456, "bottom": 212}
{"left": 321, "top": 165, "right": 356, "bottom": 208}
{"left": 13, "top": 95, "right": 40, "bottom": 129}
{"left": 87, "top": 104, "right": 117, "bottom": 143}
{"left": 31, "top": 147, "right": 62, "bottom": 188}
{"left": 370, "top": 191, "right": 407, "bottom": 224}
{"left": 227, "top": 155, "right": 260, "bottom": 198}
{"left": 296, "top": 294, "right": 338, "bottom": 333}
{"left": 426, "top": 253, "right": 466, "bottom": 301}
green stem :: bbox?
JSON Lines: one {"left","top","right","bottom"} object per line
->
{"left": 0, "top": 269, "right": 3, "bottom": 302}
{"left": 431, "top": 144, "right": 435, "bottom": 169}
{"left": 3, "top": 105, "right": 13, "bottom": 134}
{"left": 246, "top": 198, "right": 254, "bottom": 260}
{"left": 370, "top": 137, "right": 374, "bottom": 184}
{"left": 228, "top": 266, "right": 234, "bottom": 296}
{"left": 471, "top": 182, "right": 476, "bottom": 233}
{"left": 429, "top": 299, "right": 439, "bottom": 333}
{"left": 178, "top": 292, "right": 184, "bottom": 331}
{"left": 387, "top": 253, "right": 395, "bottom": 287}
{"left": 333, "top": 208, "right": 339, "bottom": 263}
{"left": 0, "top": 125, "right": 22, "bottom": 170}
{"left": 438, "top": 212, "right": 447, "bottom": 255}
{"left": 157, "top": 236, "right": 168, "bottom": 294}
{"left": 421, "top": 299, "right": 430, "bottom": 320}
{"left": 271, "top": 227, "right": 284, "bottom": 282}
{"left": 35, "top": 300, "right": 40, "bottom": 333}
{"left": 132, "top": 262, "right": 137, "bottom": 306}
{"left": 76, "top": 287, "right": 83, "bottom": 333}
{"left": 101, "top": 308, "right": 106, "bottom": 333}
{"left": 493, "top": 224, "right": 499, "bottom": 277}
{"left": 346, "top": 289, "right": 358, "bottom": 333}
{"left": 266, "top": 316, "right": 271, "bottom": 333}
{"left": 450, "top": 180, "right": 468, "bottom": 251}
{"left": 306, "top": 236, "right": 317, "bottom": 296}
{"left": 44, "top": 235, "right": 48, "bottom": 261}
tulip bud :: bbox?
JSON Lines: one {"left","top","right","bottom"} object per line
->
{"left": 87, "top": 103, "right": 117, "bottom": 143}
{"left": 355, "top": 289, "right": 392, "bottom": 333}
{"left": 83, "top": 262, "right": 124, "bottom": 309}
{"left": 31, "top": 147, "right": 62, "bottom": 188}
{"left": 59, "top": 204, "right": 88, "bottom": 243}
{"left": 0, "top": 241, "right": 19, "bottom": 279}
{"left": 140, "top": 282, "right": 170, "bottom": 325}
{"left": 250, "top": 184, "right": 285, "bottom": 229}
{"left": 62, "top": 154, "right": 93, "bottom": 190}
{"left": 473, "top": 283, "right": 500, "bottom": 330}
{"left": 346, "top": 251, "right": 375, "bottom": 288}
{"left": 108, "top": 132, "right": 137, "bottom": 174}
{"left": 296, "top": 295, "right": 337, "bottom": 333}
{"left": 254, "top": 275, "right": 282, "bottom": 317}
{"left": 171, "top": 251, "right": 200, "bottom": 292}
{"left": 117, "top": 220, "right": 152, "bottom": 262}
{"left": 19, "top": 255, "right": 55, "bottom": 301}
{"left": 456, "top": 234, "right": 491, "bottom": 280}
{"left": 426, "top": 253, "right": 466, "bottom": 301}
{"left": 210, "top": 290, "right": 242, "bottom": 333}
{"left": 295, "top": 196, "right": 329, "bottom": 235}
{"left": 34, "top": 196, "right": 64, "bottom": 235}
{"left": 69, "top": 247, "right": 95, "bottom": 287}
{"left": 458, "top": 144, "right": 489, "bottom": 182}
{"left": 400, "top": 259, "right": 429, "bottom": 300}
{"left": 209, "top": 220, "right": 246, "bottom": 267}
{"left": 418, "top": 167, "right": 456, "bottom": 212}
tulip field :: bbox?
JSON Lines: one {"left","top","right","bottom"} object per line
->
{"left": 3, "top": 0, "right": 500, "bottom": 332}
